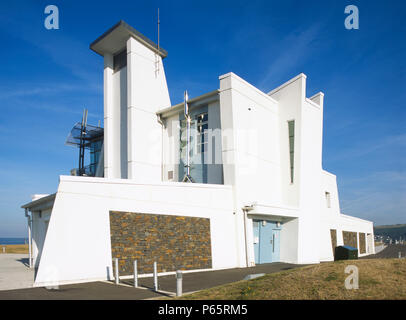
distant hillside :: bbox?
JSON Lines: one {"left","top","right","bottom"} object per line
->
{"left": 374, "top": 224, "right": 406, "bottom": 240}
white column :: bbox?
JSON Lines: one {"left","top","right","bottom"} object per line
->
{"left": 103, "top": 53, "right": 114, "bottom": 178}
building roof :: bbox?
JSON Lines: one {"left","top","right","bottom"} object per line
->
{"left": 21, "top": 193, "right": 56, "bottom": 210}
{"left": 90, "top": 20, "right": 167, "bottom": 58}
{"left": 157, "top": 90, "right": 219, "bottom": 118}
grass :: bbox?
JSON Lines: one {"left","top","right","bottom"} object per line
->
{"left": 0, "top": 244, "right": 29, "bottom": 254}
{"left": 175, "top": 259, "right": 406, "bottom": 300}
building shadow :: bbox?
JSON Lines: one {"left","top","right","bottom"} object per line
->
{"left": 16, "top": 258, "right": 30, "bottom": 268}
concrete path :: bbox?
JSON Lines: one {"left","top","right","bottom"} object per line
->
{"left": 0, "top": 281, "right": 162, "bottom": 300}
{"left": 122, "top": 262, "right": 304, "bottom": 295}
{"left": 374, "top": 244, "right": 387, "bottom": 254}
{"left": 0, "top": 262, "right": 304, "bottom": 300}
{"left": 361, "top": 244, "right": 406, "bottom": 259}
{"left": 0, "top": 254, "right": 34, "bottom": 291}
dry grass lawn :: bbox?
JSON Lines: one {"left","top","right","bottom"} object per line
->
{"left": 0, "top": 244, "right": 29, "bottom": 254}
{"left": 177, "top": 259, "right": 406, "bottom": 300}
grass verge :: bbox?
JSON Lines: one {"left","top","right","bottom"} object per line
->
{"left": 175, "top": 258, "right": 406, "bottom": 300}
{"left": 0, "top": 244, "right": 29, "bottom": 254}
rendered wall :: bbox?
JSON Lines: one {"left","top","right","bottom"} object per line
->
{"left": 219, "top": 72, "right": 282, "bottom": 267}
{"left": 34, "top": 176, "right": 236, "bottom": 287}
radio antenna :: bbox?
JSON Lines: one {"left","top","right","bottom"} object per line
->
{"left": 155, "top": 8, "right": 160, "bottom": 76}
{"left": 182, "top": 91, "right": 195, "bottom": 183}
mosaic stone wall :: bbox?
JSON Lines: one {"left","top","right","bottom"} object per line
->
{"left": 342, "top": 231, "right": 358, "bottom": 249}
{"left": 109, "top": 211, "right": 212, "bottom": 275}
{"left": 359, "top": 232, "right": 366, "bottom": 254}
{"left": 330, "top": 229, "right": 337, "bottom": 255}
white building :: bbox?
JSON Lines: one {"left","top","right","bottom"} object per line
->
{"left": 22, "top": 21, "right": 374, "bottom": 287}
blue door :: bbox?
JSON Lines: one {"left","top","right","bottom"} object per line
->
{"left": 271, "top": 229, "right": 281, "bottom": 262}
{"left": 253, "top": 221, "right": 260, "bottom": 264}
{"left": 253, "top": 220, "right": 281, "bottom": 264}
{"left": 259, "top": 221, "right": 274, "bottom": 263}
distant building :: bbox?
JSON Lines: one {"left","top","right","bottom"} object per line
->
{"left": 22, "top": 21, "right": 375, "bottom": 287}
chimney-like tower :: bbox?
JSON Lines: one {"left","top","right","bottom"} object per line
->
{"left": 90, "top": 20, "right": 171, "bottom": 182}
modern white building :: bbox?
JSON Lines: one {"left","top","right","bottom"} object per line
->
{"left": 22, "top": 21, "right": 374, "bottom": 287}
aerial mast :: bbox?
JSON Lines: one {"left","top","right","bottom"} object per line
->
{"left": 182, "top": 91, "right": 194, "bottom": 183}
{"left": 78, "top": 108, "right": 88, "bottom": 176}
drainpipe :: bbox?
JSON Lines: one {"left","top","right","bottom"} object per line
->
{"left": 24, "top": 208, "right": 33, "bottom": 268}
{"left": 157, "top": 114, "right": 165, "bottom": 182}
{"left": 242, "top": 205, "right": 254, "bottom": 268}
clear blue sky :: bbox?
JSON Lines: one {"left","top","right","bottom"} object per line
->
{"left": 0, "top": 0, "right": 405, "bottom": 237}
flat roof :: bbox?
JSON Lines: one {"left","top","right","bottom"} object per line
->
{"left": 157, "top": 90, "right": 219, "bottom": 118}
{"left": 21, "top": 193, "right": 56, "bottom": 210}
{"left": 90, "top": 20, "right": 167, "bottom": 58}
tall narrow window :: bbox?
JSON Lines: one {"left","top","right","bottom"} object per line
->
{"left": 288, "top": 120, "right": 295, "bottom": 183}
{"left": 325, "top": 192, "right": 331, "bottom": 208}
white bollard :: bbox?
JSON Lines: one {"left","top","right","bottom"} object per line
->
{"left": 399, "top": 252, "right": 402, "bottom": 259}
{"left": 133, "top": 260, "right": 138, "bottom": 288}
{"left": 2, "top": 247, "right": 5, "bottom": 253}
{"left": 115, "top": 258, "right": 119, "bottom": 285}
{"left": 153, "top": 261, "right": 158, "bottom": 291}
{"left": 176, "top": 270, "right": 183, "bottom": 297}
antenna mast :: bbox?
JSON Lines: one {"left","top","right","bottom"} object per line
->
{"left": 155, "top": 8, "right": 160, "bottom": 76}
{"left": 182, "top": 91, "right": 195, "bottom": 183}
{"left": 78, "top": 108, "right": 88, "bottom": 176}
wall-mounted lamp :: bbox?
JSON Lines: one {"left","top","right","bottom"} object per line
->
{"left": 276, "top": 222, "right": 281, "bottom": 228}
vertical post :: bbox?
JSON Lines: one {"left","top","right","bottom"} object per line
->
{"left": 176, "top": 270, "right": 183, "bottom": 297}
{"left": 133, "top": 260, "right": 138, "bottom": 288}
{"left": 153, "top": 261, "right": 158, "bottom": 291}
{"left": 115, "top": 258, "right": 119, "bottom": 285}
{"left": 399, "top": 252, "right": 402, "bottom": 259}
{"left": 28, "top": 217, "right": 32, "bottom": 268}
{"left": 2, "top": 247, "right": 5, "bottom": 253}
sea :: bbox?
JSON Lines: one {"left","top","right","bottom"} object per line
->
{"left": 0, "top": 238, "right": 28, "bottom": 245}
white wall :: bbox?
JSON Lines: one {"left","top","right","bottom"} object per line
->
{"left": 32, "top": 209, "right": 51, "bottom": 267}
{"left": 103, "top": 36, "right": 171, "bottom": 182}
{"left": 126, "top": 37, "right": 171, "bottom": 183}
{"left": 219, "top": 72, "right": 282, "bottom": 267}
{"left": 34, "top": 176, "right": 237, "bottom": 287}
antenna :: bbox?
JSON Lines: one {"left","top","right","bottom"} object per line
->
{"left": 155, "top": 8, "right": 160, "bottom": 76}
{"left": 182, "top": 91, "right": 194, "bottom": 183}
{"left": 78, "top": 108, "right": 88, "bottom": 176}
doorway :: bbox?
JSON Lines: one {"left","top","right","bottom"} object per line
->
{"left": 253, "top": 219, "right": 281, "bottom": 264}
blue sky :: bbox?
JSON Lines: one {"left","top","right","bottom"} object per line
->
{"left": 0, "top": 0, "right": 404, "bottom": 237}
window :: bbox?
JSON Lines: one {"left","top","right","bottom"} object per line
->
{"left": 325, "top": 192, "right": 331, "bottom": 208}
{"left": 288, "top": 120, "right": 295, "bottom": 183}
{"left": 113, "top": 50, "right": 127, "bottom": 73}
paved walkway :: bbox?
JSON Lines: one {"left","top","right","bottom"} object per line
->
{"left": 122, "top": 262, "right": 304, "bottom": 295}
{"left": 361, "top": 244, "right": 406, "bottom": 259}
{"left": 0, "top": 254, "right": 34, "bottom": 291}
{"left": 0, "top": 262, "right": 304, "bottom": 300}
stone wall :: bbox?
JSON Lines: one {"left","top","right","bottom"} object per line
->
{"left": 359, "top": 232, "right": 366, "bottom": 254}
{"left": 342, "top": 231, "right": 358, "bottom": 249}
{"left": 330, "top": 229, "right": 337, "bottom": 254}
{"left": 109, "top": 211, "right": 212, "bottom": 275}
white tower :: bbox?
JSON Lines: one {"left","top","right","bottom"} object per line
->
{"left": 90, "top": 21, "right": 171, "bottom": 182}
